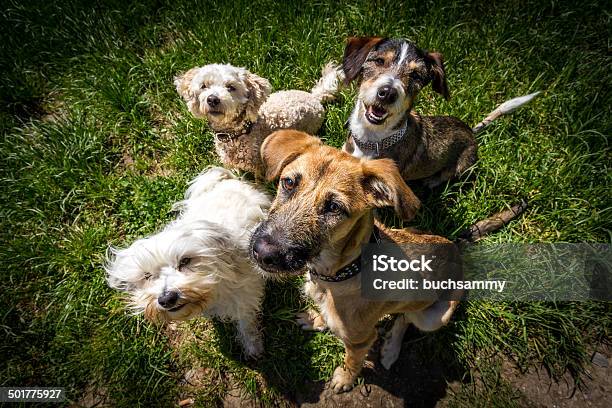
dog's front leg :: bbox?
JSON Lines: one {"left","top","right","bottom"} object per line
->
{"left": 296, "top": 308, "right": 328, "bottom": 331}
{"left": 236, "top": 315, "right": 264, "bottom": 359}
{"left": 380, "top": 314, "right": 411, "bottom": 369}
{"left": 331, "top": 331, "right": 376, "bottom": 393}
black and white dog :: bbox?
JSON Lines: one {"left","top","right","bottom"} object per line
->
{"left": 342, "top": 37, "right": 539, "bottom": 188}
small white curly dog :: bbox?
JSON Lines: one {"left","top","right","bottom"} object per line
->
{"left": 105, "top": 167, "right": 271, "bottom": 358}
{"left": 175, "top": 62, "right": 343, "bottom": 178}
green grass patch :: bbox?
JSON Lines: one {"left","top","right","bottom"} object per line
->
{"left": 1, "top": 0, "right": 610, "bottom": 406}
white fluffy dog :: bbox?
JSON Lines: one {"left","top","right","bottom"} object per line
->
{"left": 105, "top": 167, "right": 271, "bottom": 357}
{"left": 174, "top": 63, "right": 343, "bottom": 177}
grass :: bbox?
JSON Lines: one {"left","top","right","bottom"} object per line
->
{"left": 1, "top": 0, "right": 610, "bottom": 406}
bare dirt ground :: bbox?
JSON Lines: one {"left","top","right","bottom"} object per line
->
{"left": 500, "top": 346, "right": 611, "bottom": 408}
{"left": 292, "top": 343, "right": 611, "bottom": 408}
{"left": 78, "top": 324, "right": 609, "bottom": 407}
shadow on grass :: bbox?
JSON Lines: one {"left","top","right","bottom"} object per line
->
{"left": 297, "top": 329, "right": 468, "bottom": 407}
{"left": 210, "top": 278, "right": 469, "bottom": 407}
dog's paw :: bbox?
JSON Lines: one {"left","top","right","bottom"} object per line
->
{"left": 296, "top": 312, "right": 319, "bottom": 331}
{"left": 244, "top": 342, "right": 263, "bottom": 360}
{"left": 330, "top": 366, "right": 356, "bottom": 393}
{"left": 423, "top": 177, "right": 444, "bottom": 189}
{"left": 296, "top": 310, "right": 327, "bottom": 331}
{"left": 379, "top": 338, "right": 401, "bottom": 370}
{"left": 243, "top": 338, "right": 264, "bottom": 359}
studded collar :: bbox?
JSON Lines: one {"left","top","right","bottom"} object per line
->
{"left": 351, "top": 121, "right": 409, "bottom": 155}
{"left": 309, "top": 226, "right": 381, "bottom": 283}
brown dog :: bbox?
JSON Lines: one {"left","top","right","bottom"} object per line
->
{"left": 250, "top": 130, "right": 458, "bottom": 392}
{"left": 342, "top": 37, "right": 539, "bottom": 188}
{"left": 250, "top": 130, "right": 526, "bottom": 392}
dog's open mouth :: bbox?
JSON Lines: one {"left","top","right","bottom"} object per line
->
{"left": 167, "top": 304, "right": 186, "bottom": 312}
{"left": 365, "top": 103, "right": 389, "bottom": 125}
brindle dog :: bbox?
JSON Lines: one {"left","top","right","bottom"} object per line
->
{"left": 343, "top": 37, "right": 477, "bottom": 188}
{"left": 251, "top": 130, "right": 461, "bottom": 392}
{"left": 343, "top": 37, "right": 539, "bottom": 188}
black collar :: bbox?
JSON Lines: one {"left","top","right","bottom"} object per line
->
{"left": 309, "top": 226, "right": 381, "bottom": 283}
{"left": 215, "top": 120, "right": 253, "bottom": 142}
{"left": 309, "top": 256, "right": 361, "bottom": 282}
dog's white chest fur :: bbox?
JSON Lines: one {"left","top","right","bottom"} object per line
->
{"left": 346, "top": 140, "right": 377, "bottom": 160}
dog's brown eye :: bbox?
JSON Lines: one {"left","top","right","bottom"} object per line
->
{"left": 179, "top": 257, "right": 191, "bottom": 268}
{"left": 226, "top": 84, "right": 236, "bottom": 92}
{"left": 200, "top": 83, "right": 207, "bottom": 89}
{"left": 325, "top": 200, "right": 345, "bottom": 215}
{"left": 144, "top": 272, "right": 152, "bottom": 280}
{"left": 373, "top": 58, "right": 385, "bottom": 66}
{"left": 281, "top": 177, "right": 295, "bottom": 191}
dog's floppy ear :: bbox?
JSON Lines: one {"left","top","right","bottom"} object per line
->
{"left": 343, "top": 36, "right": 385, "bottom": 84}
{"left": 174, "top": 67, "right": 200, "bottom": 101}
{"left": 243, "top": 70, "right": 272, "bottom": 122}
{"left": 361, "top": 159, "right": 421, "bottom": 221}
{"left": 424, "top": 51, "right": 450, "bottom": 100}
{"left": 261, "top": 130, "right": 322, "bottom": 181}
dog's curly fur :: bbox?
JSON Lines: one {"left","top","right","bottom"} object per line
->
{"left": 175, "top": 63, "right": 343, "bottom": 177}
{"left": 105, "top": 167, "right": 271, "bottom": 357}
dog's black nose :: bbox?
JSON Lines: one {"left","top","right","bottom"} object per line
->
{"left": 252, "top": 236, "right": 283, "bottom": 268}
{"left": 207, "top": 94, "right": 220, "bottom": 107}
{"left": 377, "top": 86, "right": 398, "bottom": 104}
{"left": 158, "top": 290, "right": 179, "bottom": 309}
